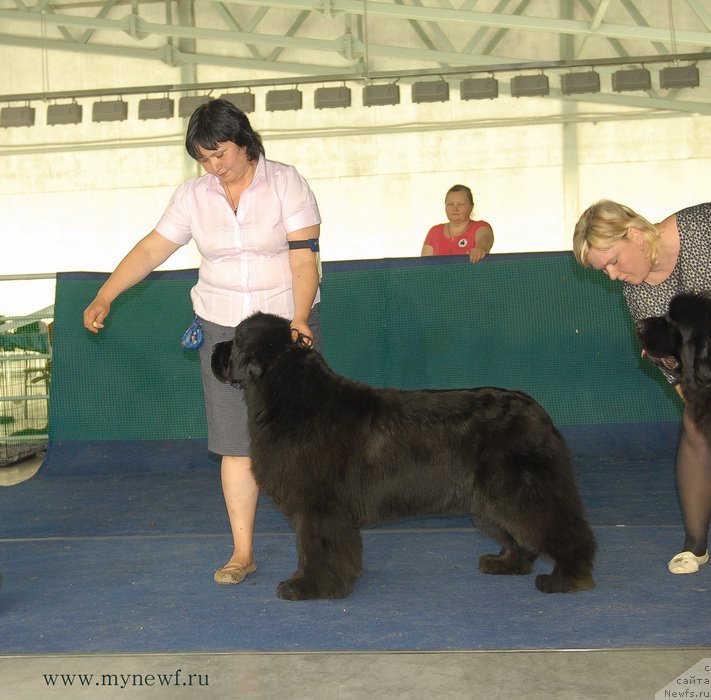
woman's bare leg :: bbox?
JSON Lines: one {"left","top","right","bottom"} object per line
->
{"left": 215, "top": 455, "right": 259, "bottom": 582}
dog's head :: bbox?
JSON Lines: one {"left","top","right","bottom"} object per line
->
{"left": 636, "top": 292, "right": 711, "bottom": 390}
{"left": 211, "top": 312, "right": 308, "bottom": 388}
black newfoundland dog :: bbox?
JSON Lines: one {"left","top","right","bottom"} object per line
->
{"left": 636, "top": 291, "right": 711, "bottom": 445}
{"left": 212, "top": 312, "right": 596, "bottom": 600}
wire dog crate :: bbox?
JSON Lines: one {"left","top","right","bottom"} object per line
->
{"left": 0, "top": 313, "right": 52, "bottom": 466}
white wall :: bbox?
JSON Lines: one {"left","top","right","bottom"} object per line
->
{"left": 2, "top": 76, "right": 710, "bottom": 315}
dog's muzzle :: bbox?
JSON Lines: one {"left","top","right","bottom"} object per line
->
{"left": 641, "top": 348, "right": 680, "bottom": 371}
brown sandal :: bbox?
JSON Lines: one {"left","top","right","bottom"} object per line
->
{"left": 213, "top": 560, "right": 257, "bottom": 585}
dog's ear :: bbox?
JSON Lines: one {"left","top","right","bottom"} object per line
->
{"left": 681, "top": 332, "right": 711, "bottom": 390}
{"left": 243, "top": 357, "right": 263, "bottom": 382}
{"left": 211, "top": 340, "right": 235, "bottom": 384}
{"left": 229, "top": 343, "right": 263, "bottom": 385}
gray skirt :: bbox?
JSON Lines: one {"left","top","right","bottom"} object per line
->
{"left": 197, "top": 305, "right": 321, "bottom": 456}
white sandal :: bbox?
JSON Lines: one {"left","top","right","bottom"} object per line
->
{"left": 668, "top": 550, "right": 709, "bottom": 574}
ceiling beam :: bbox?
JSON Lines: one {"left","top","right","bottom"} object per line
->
{"left": 214, "top": 0, "right": 711, "bottom": 45}
{"left": 0, "top": 34, "right": 354, "bottom": 76}
{"left": 2, "top": 4, "right": 710, "bottom": 48}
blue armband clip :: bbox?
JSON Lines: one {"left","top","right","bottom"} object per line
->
{"left": 288, "top": 238, "right": 319, "bottom": 253}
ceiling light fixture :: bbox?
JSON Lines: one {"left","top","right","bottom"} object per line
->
{"left": 1, "top": 105, "right": 36, "bottom": 127}
{"left": 510, "top": 74, "right": 550, "bottom": 97}
{"left": 362, "top": 84, "right": 400, "bottom": 107}
{"left": 178, "top": 95, "right": 210, "bottom": 118}
{"left": 314, "top": 86, "right": 352, "bottom": 109}
{"left": 92, "top": 100, "right": 128, "bottom": 123}
{"left": 460, "top": 77, "right": 499, "bottom": 100}
{"left": 219, "top": 93, "right": 255, "bottom": 113}
{"left": 611, "top": 68, "right": 651, "bottom": 92}
{"left": 659, "top": 65, "right": 699, "bottom": 89}
{"left": 411, "top": 80, "right": 449, "bottom": 104}
{"left": 46, "top": 102, "right": 83, "bottom": 125}
{"left": 266, "top": 89, "right": 303, "bottom": 111}
{"left": 138, "top": 97, "right": 174, "bottom": 120}
{"left": 560, "top": 71, "right": 601, "bottom": 95}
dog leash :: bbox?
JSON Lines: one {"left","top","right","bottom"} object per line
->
{"left": 291, "top": 329, "right": 314, "bottom": 348}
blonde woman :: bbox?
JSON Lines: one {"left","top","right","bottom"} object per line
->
{"left": 573, "top": 199, "right": 711, "bottom": 575}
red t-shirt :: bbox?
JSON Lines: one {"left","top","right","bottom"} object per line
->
{"left": 423, "top": 220, "right": 491, "bottom": 256}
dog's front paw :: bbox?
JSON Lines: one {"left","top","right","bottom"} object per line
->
{"left": 277, "top": 577, "right": 318, "bottom": 600}
{"left": 276, "top": 576, "right": 353, "bottom": 600}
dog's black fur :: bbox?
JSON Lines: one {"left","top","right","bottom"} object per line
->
{"left": 212, "top": 312, "right": 596, "bottom": 600}
{"left": 636, "top": 291, "right": 711, "bottom": 445}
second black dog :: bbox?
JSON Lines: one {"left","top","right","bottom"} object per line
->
{"left": 636, "top": 291, "right": 711, "bottom": 446}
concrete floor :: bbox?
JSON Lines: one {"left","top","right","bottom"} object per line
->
{"left": 2, "top": 648, "right": 711, "bottom": 699}
{"left": 2, "top": 456, "right": 710, "bottom": 700}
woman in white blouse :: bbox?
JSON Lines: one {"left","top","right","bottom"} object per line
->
{"left": 83, "top": 99, "right": 322, "bottom": 586}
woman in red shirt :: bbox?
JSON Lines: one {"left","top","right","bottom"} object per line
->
{"left": 421, "top": 184, "right": 494, "bottom": 263}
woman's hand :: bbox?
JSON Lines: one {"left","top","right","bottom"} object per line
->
{"left": 83, "top": 297, "right": 111, "bottom": 333}
{"left": 290, "top": 318, "right": 314, "bottom": 347}
{"left": 468, "top": 225, "right": 494, "bottom": 263}
{"left": 81, "top": 230, "right": 182, "bottom": 334}
{"left": 287, "top": 223, "right": 320, "bottom": 348}
{"left": 468, "top": 247, "right": 488, "bottom": 263}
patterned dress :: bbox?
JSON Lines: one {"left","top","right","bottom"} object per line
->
{"left": 623, "top": 202, "right": 711, "bottom": 381}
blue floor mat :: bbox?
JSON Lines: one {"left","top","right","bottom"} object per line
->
{"left": 0, "top": 423, "right": 698, "bottom": 654}
{"left": 0, "top": 526, "right": 707, "bottom": 654}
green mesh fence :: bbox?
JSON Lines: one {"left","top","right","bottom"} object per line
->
{"left": 49, "top": 255, "right": 680, "bottom": 442}
{"left": 50, "top": 272, "right": 204, "bottom": 441}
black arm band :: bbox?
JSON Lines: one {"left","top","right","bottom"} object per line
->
{"left": 288, "top": 238, "right": 320, "bottom": 253}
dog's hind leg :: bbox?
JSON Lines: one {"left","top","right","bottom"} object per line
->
{"left": 535, "top": 511, "right": 596, "bottom": 593}
{"left": 478, "top": 527, "right": 537, "bottom": 576}
{"left": 277, "top": 514, "right": 363, "bottom": 601}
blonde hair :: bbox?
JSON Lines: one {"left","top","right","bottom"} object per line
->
{"left": 573, "top": 199, "right": 659, "bottom": 267}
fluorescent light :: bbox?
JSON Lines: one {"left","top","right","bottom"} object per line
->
{"left": 92, "top": 100, "right": 128, "bottom": 122}
{"left": 659, "top": 65, "right": 699, "bottom": 89}
{"left": 314, "top": 86, "right": 351, "bottom": 109}
{"left": 266, "top": 89, "right": 302, "bottom": 111}
{"left": 411, "top": 81, "right": 449, "bottom": 103}
{"left": 561, "top": 71, "right": 600, "bottom": 95}
{"left": 460, "top": 77, "right": 498, "bottom": 100}
{"left": 510, "top": 74, "right": 549, "bottom": 97}
{"left": 219, "top": 93, "right": 256, "bottom": 113}
{"left": 362, "top": 84, "right": 400, "bottom": 106}
{"left": 138, "top": 97, "right": 174, "bottom": 120}
{"left": 1, "top": 106, "right": 35, "bottom": 127}
{"left": 178, "top": 96, "right": 210, "bottom": 118}
{"left": 612, "top": 68, "right": 651, "bottom": 92}
{"left": 47, "top": 103, "right": 83, "bottom": 125}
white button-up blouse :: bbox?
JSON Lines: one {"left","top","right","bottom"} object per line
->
{"left": 155, "top": 155, "right": 321, "bottom": 327}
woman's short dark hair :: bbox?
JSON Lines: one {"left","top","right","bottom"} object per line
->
{"left": 185, "top": 99, "right": 265, "bottom": 161}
